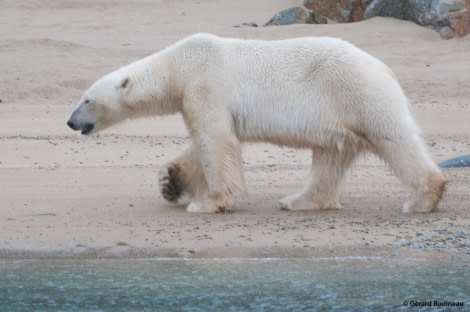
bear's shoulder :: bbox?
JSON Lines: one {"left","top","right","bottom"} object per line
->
{"left": 176, "top": 33, "right": 222, "bottom": 48}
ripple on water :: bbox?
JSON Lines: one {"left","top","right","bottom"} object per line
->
{"left": 0, "top": 258, "right": 469, "bottom": 311}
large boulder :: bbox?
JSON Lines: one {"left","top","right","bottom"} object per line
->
{"left": 364, "top": 0, "right": 470, "bottom": 38}
{"left": 263, "top": 6, "right": 327, "bottom": 26}
{"left": 303, "top": 0, "right": 373, "bottom": 22}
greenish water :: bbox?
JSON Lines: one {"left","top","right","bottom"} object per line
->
{"left": 0, "top": 258, "right": 469, "bottom": 311}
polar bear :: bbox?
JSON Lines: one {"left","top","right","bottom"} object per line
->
{"left": 67, "top": 33, "right": 446, "bottom": 213}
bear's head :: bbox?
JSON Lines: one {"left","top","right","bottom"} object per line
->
{"left": 68, "top": 55, "right": 180, "bottom": 135}
{"left": 67, "top": 69, "right": 133, "bottom": 135}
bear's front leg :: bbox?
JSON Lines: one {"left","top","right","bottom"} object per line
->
{"left": 187, "top": 132, "right": 245, "bottom": 213}
{"left": 180, "top": 93, "right": 246, "bottom": 213}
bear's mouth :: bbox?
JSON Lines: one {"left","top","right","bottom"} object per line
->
{"left": 81, "top": 123, "right": 95, "bottom": 135}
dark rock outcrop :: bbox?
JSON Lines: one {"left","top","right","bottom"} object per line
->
{"left": 364, "top": 0, "right": 470, "bottom": 39}
{"left": 303, "top": 0, "right": 470, "bottom": 39}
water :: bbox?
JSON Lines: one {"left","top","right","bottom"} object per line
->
{"left": 1, "top": 258, "right": 469, "bottom": 311}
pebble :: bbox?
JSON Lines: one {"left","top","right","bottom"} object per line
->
{"left": 457, "top": 229, "right": 468, "bottom": 238}
{"left": 32, "top": 213, "right": 56, "bottom": 217}
{"left": 438, "top": 154, "right": 470, "bottom": 168}
{"left": 399, "top": 239, "right": 409, "bottom": 247}
{"left": 232, "top": 21, "right": 258, "bottom": 28}
{"left": 433, "top": 228, "right": 450, "bottom": 235}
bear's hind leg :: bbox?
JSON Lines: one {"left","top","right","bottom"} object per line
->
{"left": 280, "top": 147, "right": 357, "bottom": 211}
{"left": 374, "top": 135, "right": 446, "bottom": 213}
{"left": 159, "top": 143, "right": 208, "bottom": 204}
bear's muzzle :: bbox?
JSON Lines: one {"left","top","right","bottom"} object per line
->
{"left": 67, "top": 119, "right": 94, "bottom": 135}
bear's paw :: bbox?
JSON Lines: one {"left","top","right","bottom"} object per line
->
{"left": 159, "top": 164, "right": 185, "bottom": 203}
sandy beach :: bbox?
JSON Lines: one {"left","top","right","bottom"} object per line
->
{"left": 1, "top": 0, "right": 469, "bottom": 260}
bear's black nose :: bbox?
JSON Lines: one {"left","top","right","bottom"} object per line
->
{"left": 67, "top": 120, "right": 76, "bottom": 130}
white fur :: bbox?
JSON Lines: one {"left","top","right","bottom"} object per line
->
{"left": 68, "top": 33, "right": 446, "bottom": 213}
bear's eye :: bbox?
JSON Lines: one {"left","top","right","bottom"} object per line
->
{"left": 121, "top": 78, "right": 129, "bottom": 89}
{"left": 84, "top": 99, "right": 90, "bottom": 104}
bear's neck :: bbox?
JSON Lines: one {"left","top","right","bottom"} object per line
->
{"left": 134, "top": 51, "right": 184, "bottom": 117}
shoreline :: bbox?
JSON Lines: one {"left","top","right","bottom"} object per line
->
{"left": 1, "top": 244, "right": 468, "bottom": 261}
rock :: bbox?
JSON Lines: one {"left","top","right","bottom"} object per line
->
{"left": 32, "top": 213, "right": 56, "bottom": 217}
{"left": 233, "top": 22, "right": 258, "bottom": 28}
{"left": 364, "top": 0, "right": 470, "bottom": 39}
{"left": 416, "top": 231, "right": 426, "bottom": 237}
{"left": 457, "top": 229, "right": 468, "bottom": 238}
{"left": 303, "top": 0, "right": 373, "bottom": 22}
{"left": 263, "top": 6, "right": 327, "bottom": 26}
{"left": 438, "top": 154, "right": 470, "bottom": 168}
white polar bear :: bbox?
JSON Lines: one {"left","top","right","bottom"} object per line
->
{"left": 67, "top": 33, "right": 446, "bottom": 213}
